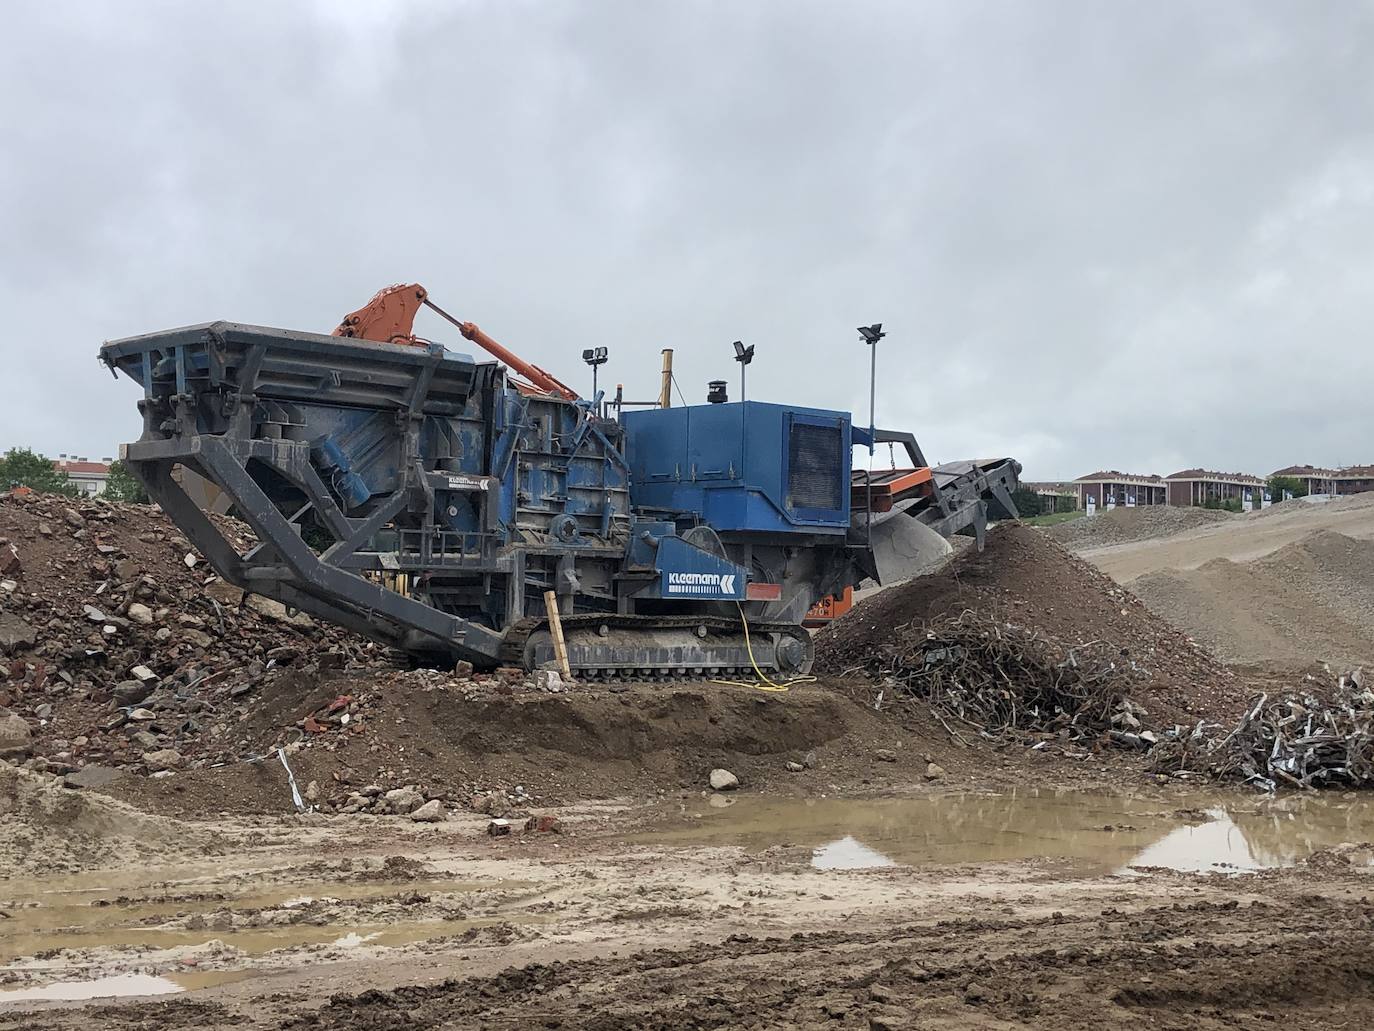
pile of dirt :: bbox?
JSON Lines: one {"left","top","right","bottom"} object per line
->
{"left": 0, "top": 763, "right": 205, "bottom": 875}
{"left": 1045, "top": 505, "right": 1234, "bottom": 550}
{"left": 101, "top": 673, "right": 970, "bottom": 817}
{"left": 1251, "top": 491, "right": 1374, "bottom": 521}
{"left": 0, "top": 490, "right": 381, "bottom": 778}
{"left": 815, "top": 523, "right": 1250, "bottom": 722}
{"left": 1131, "top": 529, "right": 1374, "bottom": 668}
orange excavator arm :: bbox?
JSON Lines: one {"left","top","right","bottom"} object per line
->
{"left": 332, "top": 283, "right": 429, "bottom": 346}
{"left": 331, "top": 284, "right": 579, "bottom": 401}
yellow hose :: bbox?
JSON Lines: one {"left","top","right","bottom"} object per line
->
{"left": 709, "top": 601, "right": 817, "bottom": 693}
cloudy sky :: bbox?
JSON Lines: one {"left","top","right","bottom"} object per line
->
{"left": 2, "top": 0, "right": 1372, "bottom": 480}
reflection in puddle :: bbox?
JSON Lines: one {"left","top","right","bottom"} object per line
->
{"left": 0, "top": 969, "right": 253, "bottom": 1005}
{"left": 0, "top": 973, "right": 183, "bottom": 1004}
{"left": 630, "top": 790, "right": 1374, "bottom": 875}
{"left": 812, "top": 836, "right": 897, "bottom": 870}
{"left": 1128, "top": 809, "right": 1257, "bottom": 873}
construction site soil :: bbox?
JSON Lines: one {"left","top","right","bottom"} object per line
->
{"left": 5, "top": 494, "right": 1373, "bottom": 1029}
{"left": 1057, "top": 494, "right": 1374, "bottom": 671}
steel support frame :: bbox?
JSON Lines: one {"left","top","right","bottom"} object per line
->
{"left": 126, "top": 435, "right": 505, "bottom": 662}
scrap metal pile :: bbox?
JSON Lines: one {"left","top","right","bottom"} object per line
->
{"left": 1152, "top": 669, "right": 1374, "bottom": 790}
{"left": 849, "top": 610, "right": 1147, "bottom": 745}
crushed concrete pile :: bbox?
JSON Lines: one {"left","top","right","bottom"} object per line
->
{"left": 0, "top": 762, "right": 204, "bottom": 874}
{"left": 1131, "top": 530, "right": 1374, "bottom": 669}
{"left": 0, "top": 489, "right": 381, "bottom": 779}
{"left": 1045, "top": 505, "right": 1234, "bottom": 551}
{"left": 816, "top": 523, "right": 1251, "bottom": 723}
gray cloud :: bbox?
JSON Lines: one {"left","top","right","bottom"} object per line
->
{"left": 3, "top": 0, "right": 1372, "bottom": 478}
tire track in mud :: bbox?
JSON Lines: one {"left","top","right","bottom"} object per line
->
{"left": 285, "top": 897, "right": 1374, "bottom": 1031}
{"left": 13, "top": 890, "right": 1368, "bottom": 1030}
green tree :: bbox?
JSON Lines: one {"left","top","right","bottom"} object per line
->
{"left": 1267, "top": 475, "right": 1306, "bottom": 500}
{"left": 103, "top": 459, "right": 149, "bottom": 503}
{"left": 1009, "top": 487, "right": 1045, "bottom": 517}
{"left": 0, "top": 448, "right": 80, "bottom": 497}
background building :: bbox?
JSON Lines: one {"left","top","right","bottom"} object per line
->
{"left": 1271, "top": 464, "right": 1374, "bottom": 497}
{"left": 52, "top": 455, "right": 112, "bottom": 496}
{"left": 1074, "top": 471, "right": 1166, "bottom": 509}
{"left": 1165, "top": 469, "right": 1264, "bottom": 507}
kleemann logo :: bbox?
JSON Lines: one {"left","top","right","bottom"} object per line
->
{"left": 665, "top": 571, "right": 737, "bottom": 595}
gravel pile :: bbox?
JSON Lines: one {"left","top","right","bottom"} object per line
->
{"left": 1131, "top": 530, "right": 1374, "bottom": 669}
{"left": 1045, "top": 506, "right": 1234, "bottom": 550}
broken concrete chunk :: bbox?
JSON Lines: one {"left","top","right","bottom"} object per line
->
{"left": 205, "top": 580, "right": 245, "bottom": 607}
{"left": 64, "top": 765, "right": 128, "bottom": 790}
{"left": 113, "top": 680, "right": 154, "bottom": 705}
{"left": 0, "top": 713, "right": 33, "bottom": 758}
{"left": 709, "top": 768, "right": 739, "bottom": 791}
{"left": 141, "top": 748, "right": 183, "bottom": 771}
{"left": 245, "top": 594, "right": 315, "bottom": 629}
{"left": 410, "top": 799, "right": 445, "bottom": 822}
{"left": 384, "top": 785, "right": 424, "bottom": 814}
{"left": 131, "top": 729, "right": 160, "bottom": 749}
{"left": 0, "top": 614, "right": 37, "bottom": 653}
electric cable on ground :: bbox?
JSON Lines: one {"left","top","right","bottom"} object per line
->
{"left": 710, "top": 601, "right": 817, "bottom": 693}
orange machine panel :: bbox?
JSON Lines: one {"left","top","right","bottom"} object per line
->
{"left": 803, "top": 586, "right": 854, "bottom": 627}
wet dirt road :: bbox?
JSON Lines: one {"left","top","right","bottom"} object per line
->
{"left": 3, "top": 787, "right": 1373, "bottom": 1029}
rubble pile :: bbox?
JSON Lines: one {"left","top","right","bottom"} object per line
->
{"left": 1045, "top": 505, "right": 1234, "bottom": 551}
{"left": 847, "top": 609, "right": 1152, "bottom": 746}
{"left": 816, "top": 524, "right": 1249, "bottom": 723}
{"left": 1152, "top": 668, "right": 1374, "bottom": 790}
{"left": 0, "top": 489, "right": 380, "bottom": 777}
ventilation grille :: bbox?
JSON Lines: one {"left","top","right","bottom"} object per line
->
{"left": 788, "top": 422, "right": 843, "bottom": 510}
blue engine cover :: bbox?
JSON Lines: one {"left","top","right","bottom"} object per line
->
{"left": 622, "top": 401, "right": 851, "bottom": 533}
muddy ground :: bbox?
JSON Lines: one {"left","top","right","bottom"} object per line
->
{"left": 2, "top": 780, "right": 1373, "bottom": 1030}
{"left": 5, "top": 507, "right": 1374, "bottom": 1029}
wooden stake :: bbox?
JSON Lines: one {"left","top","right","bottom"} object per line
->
{"left": 543, "top": 589, "right": 572, "bottom": 680}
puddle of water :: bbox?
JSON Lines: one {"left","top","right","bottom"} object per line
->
{"left": 0, "top": 913, "right": 518, "bottom": 965}
{"left": 0, "top": 874, "right": 511, "bottom": 967}
{"left": 0, "top": 973, "right": 185, "bottom": 1004}
{"left": 628, "top": 790, "right": 1374, "bottom": 875}
{"left": 1, "top": 865, "right": 534, "bottom": 965}
{"left": 0, "top": 969, "right": 253, "bottom": 1006}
